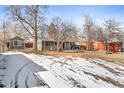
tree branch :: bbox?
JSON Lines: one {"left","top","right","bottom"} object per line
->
{"left": 16, "top": 14, "right": 35, "bottom": 31}
{"left": 19, "top": 19, "right": 33, "bottom": 37}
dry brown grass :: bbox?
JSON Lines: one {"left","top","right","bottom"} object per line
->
{"left": 17, "top": 50, "right": 124, "bottom": 63}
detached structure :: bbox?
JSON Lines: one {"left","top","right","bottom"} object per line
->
{"left": 9, "top": 36, "right": 25, "bottom": 50}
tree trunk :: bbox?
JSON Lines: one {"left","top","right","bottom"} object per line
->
{"left": 87, "top": 40, "right": 90, "bottom": 51}
{"left": 3, "top": 27, "right": 6, "bottom": 52}
{"left": 107, "top": 41, "right": 109, "bottom": 52}
{"left": 33, "top": 35, "right": 37, "bottom": 51}
{"left": 33, "top": 5, "right": 38, "bottom": 51}
{"left": 57, "top": 41, "right": 64, "bottom": 52}
{"left": 56, "top": 41, "right": 60, "bottom": 52}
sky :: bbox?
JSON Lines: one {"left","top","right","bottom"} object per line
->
{"left": 48, "top": 5, "right": 124, "bottom": 29}
{"left": 1, "top": 5, "right": 124, "bottom": 29}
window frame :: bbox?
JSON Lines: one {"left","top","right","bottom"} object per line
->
{"left": 13, "top": 40, "right": 22, "bottom": 47}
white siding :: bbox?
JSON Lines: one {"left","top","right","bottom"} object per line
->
{"left": 37, "top": 41, "right": 42, "bottom": 51}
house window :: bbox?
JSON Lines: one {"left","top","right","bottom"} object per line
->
{"left": 13, "top": 40, "right": 22, "bottom": 47}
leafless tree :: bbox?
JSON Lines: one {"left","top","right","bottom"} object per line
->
{"left": 94, "top": 26, "right": 106, "bottom": 42}
{"left": 0, "top": 21, "right": 9, "bottom": 52}
{"left": 48, "top": 17, "right": 78, "bottom": 51}
{"left": 83, "top": 14, "right": 95, "bottom": 50}
{"left": 103, "top": 19, "right": 122, "bottom": 52}
{"left": 47, "top": 17, "right": 65, "bottom": 51}
{"left": 8, "top": 5, "right": 48, "bottom": 51}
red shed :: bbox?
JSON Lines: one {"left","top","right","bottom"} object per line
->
{"left": 109, "top": 42, "right": 121, "bottom": 52}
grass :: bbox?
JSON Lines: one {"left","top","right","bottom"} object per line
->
{"left": 17, "top": 49, "right": 124, "bottom": 64}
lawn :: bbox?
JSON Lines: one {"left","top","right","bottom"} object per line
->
{"left": 19, "top": 50, "right": 124, "bottom": 64}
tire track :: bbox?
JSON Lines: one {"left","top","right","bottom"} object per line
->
{"left": 47, "top": 58, "right": 86, "bottom": 88}
{"left": 25, "top": 73, "right": 29, "bottom": 88}
{"left": 83, "top": 71, "right": 124, "bottom": 88}
{"left": 0, "top": 55, "right": 8, "bottom": 88}
{"left": 14, "top": 62, "right": 32, "bottom": 88}
{"left": 89, "top": 59, "right": 122, "bottom": 75}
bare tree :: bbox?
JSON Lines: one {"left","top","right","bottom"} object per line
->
{"left": 8, "top": 5, "right": 48, "bottom": 51}
{"left": 103, "top": 19, "right": 121, "bottom": 52}
{"left": 13, "top": 22, "right": 32, "bottom": 40}
{"left": 0, "top": 31, "right": 4, "bottom": 52}
{"left": 0, "top": 21, "right": 9, "bottom": 52}
{"left": 47, "top": 17, "right": 64, "bottom": 51}
{"left": 48, "top": 17, "right": 78, "bottom": 51}
{"left": 94, "top": 26, "right": 106, "bottom": 42}
{"left": 83, "top": 14, "right": 95, "bottom": 50}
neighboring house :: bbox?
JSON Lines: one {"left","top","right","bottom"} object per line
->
{"left": 121, "top": 42, "right": 124, "bottom": 52}
{"left": 9, "top": 36, "right": 25, "bottom": 50}
{"left": 120, "top": 36, "right": 124, "bottom": 52}
{"left": 37, "top": 39, "right": 75, "bottom": 51}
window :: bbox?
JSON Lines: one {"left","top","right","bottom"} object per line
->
{"left": 13, "top": 40, "right": 22, "bottom": 47}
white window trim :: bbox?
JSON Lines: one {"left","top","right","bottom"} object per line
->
{"left": 13, "top": 40, "right": 22, "bottom": 47}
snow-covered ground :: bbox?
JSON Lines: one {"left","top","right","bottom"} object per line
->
{"left": 0, "top": 52, "right": 124, "bottom": 88}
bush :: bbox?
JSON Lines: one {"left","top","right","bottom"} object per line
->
{"left": 105, "top": 51, "right": 112, "bottom": 54}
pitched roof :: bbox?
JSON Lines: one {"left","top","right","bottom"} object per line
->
{"left": 10, "top": 36, "right": 24, "bottom": 40}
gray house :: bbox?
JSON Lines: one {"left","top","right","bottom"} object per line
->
{"left": 37, "top": 39, "right": 75, "bottom": 51}
{"left": 120, "top": 40, "right": 124, "bottom": 52}
{"left": 118, "top": 34, "right": 124, "bottom": 52}
{"left": 9, "top": 36, "right": 25, "bottom": 50}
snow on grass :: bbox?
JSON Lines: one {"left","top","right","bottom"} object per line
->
{"left": 0, "top": 52, "right": 124, "bottom": 88}
{"left": 25, "top": 53, "right": 124, "bottom": 88}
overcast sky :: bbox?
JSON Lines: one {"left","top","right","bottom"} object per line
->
{"left": 0, "top": 5, "right": 124, "bottom": 29}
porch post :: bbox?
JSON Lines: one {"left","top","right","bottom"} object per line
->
{"left": 69, "top": 42, "right": 71, "bottom": 50}
{"left": 23, "top": 40, "right": 25, "bottom": 49}
{"left": 44, "top": 40, "right": 45, "bottom": 51}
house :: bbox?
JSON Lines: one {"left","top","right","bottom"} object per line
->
{"left": 121, "top": 42, "right": 124, "bottom": 52}
{"left": 37, "top": 39, "right": 75, "bottom": 51}
{"left": 9, "top": 36, "right": 25, "bottom": 50}
{"left": 120, "top": 35, "right": 124, "bottom": 52}
{"left": 8, "top": 36, "right": 76, "bottom": 51}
